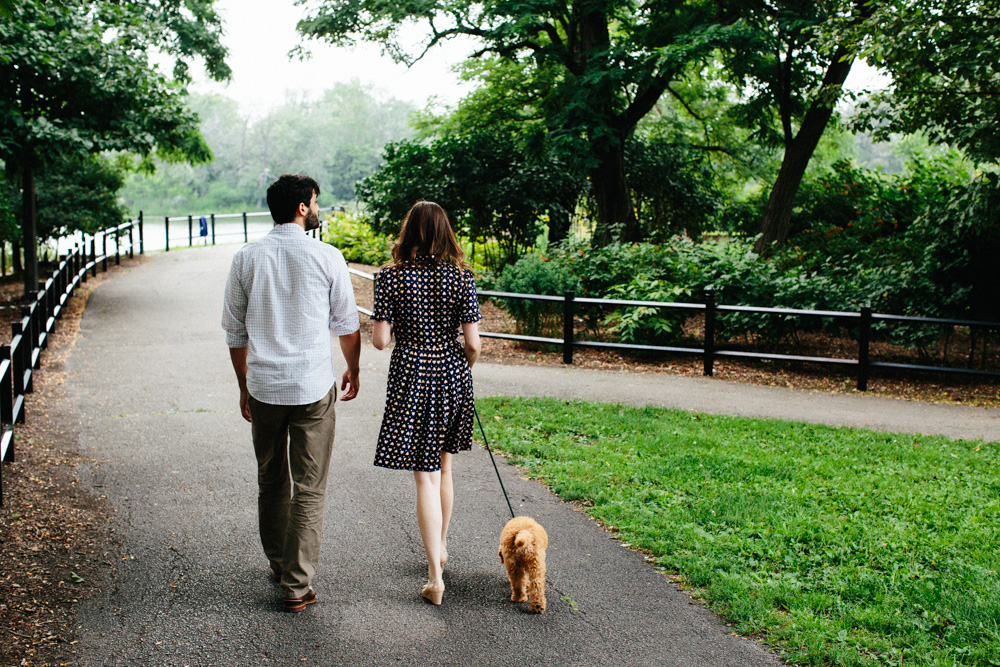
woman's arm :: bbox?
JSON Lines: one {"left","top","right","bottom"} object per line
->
{"left": 462, "top": 321, "right": 481, "bottom": 369}
{"left": 372, "top": 320, "right": 392, "bottom": 350}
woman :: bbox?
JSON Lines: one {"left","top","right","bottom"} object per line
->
{"left": 371, "top": 200, "right": 482, "bottom": 605}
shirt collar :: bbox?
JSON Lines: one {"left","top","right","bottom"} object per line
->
{"left": 270, "top": 223, "right": 307, "bottom": 236}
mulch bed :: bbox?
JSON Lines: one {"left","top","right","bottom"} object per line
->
{"left": 0, "top": 256, "right": 996, "bottom": 666}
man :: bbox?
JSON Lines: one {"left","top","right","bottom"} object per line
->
{"left": 222, "top": 173, "right": 361, "bottom": 612}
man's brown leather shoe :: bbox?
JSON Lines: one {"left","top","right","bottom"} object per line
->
{"left": 284, "top": 588, "right": 316, "bottom": 612}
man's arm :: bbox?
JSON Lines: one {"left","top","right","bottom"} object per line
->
{"left": 338, "top": 330, "right": 361, "bottom": 401}
{"left": 229, "top": 346, "right": 251, "bottom": 422}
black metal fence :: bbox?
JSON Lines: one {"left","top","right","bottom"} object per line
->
{"left": 0, "top": 219, "right": 140, "bottom": 506}
{"left": 349, "top": 268, "right": 1000, "bottom": 391}
{"left": 160, "top": 210, "right": 322, "bottom": 251}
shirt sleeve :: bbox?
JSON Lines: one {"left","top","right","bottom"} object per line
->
{"left": 460, "top": 269, "right": 482, "bottom": 323}
{"left": 371, "top": 269, "right": 393, "bottom": 323}
{"left": 222, "top": 251, "right": 249, "bottom": 348}
{"left": 329, "top": 249, "right": 361, "bottom": 336}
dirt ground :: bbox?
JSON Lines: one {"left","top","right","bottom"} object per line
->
{"left": 0, "top": 261, "right": 139, "bottom": 667}
{"left": 0, "top": 257, "right": 997, "bottom": 666}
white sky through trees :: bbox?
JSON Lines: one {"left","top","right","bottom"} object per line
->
{"left": 189, "top": 0, "right": 476, "bottom": 115}
{"left": 190, "top": 0, "right": 889, "bottom": 117}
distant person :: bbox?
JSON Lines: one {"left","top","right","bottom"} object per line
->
{"left": 222, "top": 173, "right": 361, "bottom": 612}
{"left": 371, "top": 200, "right": 482, "bottom": 605}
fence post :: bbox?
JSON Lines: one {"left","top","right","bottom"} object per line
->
{"left": 211, "top": 213, "right": 216, "bottom": 245}
{"left": 9, "top": 326, "right": 24, "bottom": 423}
{"left": 90, "top": 238, "right": 97, "bottom": 277}
{"left": 139, "top": 211, "right": 144, "bottom": 255}
{"left": 115, "top": 228, "right": 121, "bottom": 266}
{"left": 102, "top": 231, "right": 108, "bottom": 272}
{"left": 563, "top": 291, "right": 575, "bottom": 364}
{"left": 857, "top": 306, "right": 871, "bottom": 391}
{"left": 1, "top": 344, "right": 13, "bottom": 428}
{"left": 165, "top": 216, "right": 170, "bottom": 252}
{"left": 703, "top": 287, "right": 716, "bottom": 377}
{"left": 243, "top": 212, "right": 248, "bottom": 243}
{"left": 188, "top": 215, "right": 193, "bottom": 247}
{"left": 128, "top": 222, "right": 134, "bottom": 259}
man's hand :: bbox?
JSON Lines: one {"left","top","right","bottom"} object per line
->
{"left": 239, "top": 386, "right": 252, "bottom": 422}
{"left": 338, "top": 330, "right": 362, "bottom": 401}
{"left": 229, "top": 346, "right": 252, "bottom": 422}
{"left": 340, "top": 368, "right": 359, "bottom": 401}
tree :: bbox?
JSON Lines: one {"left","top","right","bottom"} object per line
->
{"left": 358, "top": 130, "right": 579, "bottom": 266}
{"left": 299, "top": 0, "right": 744, "bottom": 244}
{"left": 0, "top": 0, "right": 229, "bottom": 293}
{"left": 839, "top": 0, "right": 1000, "bottom": 164}
{"left": 715, "top": 1, "right": 873, "bottom": 254}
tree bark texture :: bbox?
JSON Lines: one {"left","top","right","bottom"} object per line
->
{"left": 591, "top": 139, "right": 641, "bottom": 244}
{"left": 755, "top": 46, "right": 855, "bottom": 254}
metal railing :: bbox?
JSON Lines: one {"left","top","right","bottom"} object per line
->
{"left": 0, "top": 219, "right": 140, "bottom": 505}
{"left": 348, "top": 269, "right": 1000, "bottom": 391}
{"left": 160, "top": 210, "right": 322, "bottom": 251}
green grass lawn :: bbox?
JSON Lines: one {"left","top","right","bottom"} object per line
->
{"left": 476, "top": 397, "right": 1000, "bottom": 666}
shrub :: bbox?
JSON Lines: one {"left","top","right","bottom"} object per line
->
{"left": 322, "top": 212, "right": 393, "bottom": 266}
{"left": 492, "top": 254, "right": 579, "bottom": 337}
{"left": 604, "top": 278, "right": 692, "bottom": 345}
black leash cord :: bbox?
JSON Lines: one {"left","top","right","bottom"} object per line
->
{"left": 473, "top": 404, "right": 516, "bottom": 520}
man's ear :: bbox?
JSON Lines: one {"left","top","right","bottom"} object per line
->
{"left": 297, "top": 201, "right": 309, "bottom": 217}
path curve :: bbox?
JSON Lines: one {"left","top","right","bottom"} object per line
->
{"left": 65, "top": 245, "right": 995, "bottom": 666}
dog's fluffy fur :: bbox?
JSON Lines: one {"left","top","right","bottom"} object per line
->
{"left": 498, "top": 516, "right": 548, "bottom": 613}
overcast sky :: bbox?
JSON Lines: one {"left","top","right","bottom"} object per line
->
{"left": 190, "top": 0, "right": 889, "bottom": 117}
{"left": 189, "top": 0, "right": 476, "bottom": 115}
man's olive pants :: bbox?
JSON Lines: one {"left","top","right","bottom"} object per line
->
{"left": 248, "top": 386, "right": 336, "bottom": 599}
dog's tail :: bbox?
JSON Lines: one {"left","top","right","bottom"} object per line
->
{"left": 513, "top": 529, "right": 535, "bottom": 553}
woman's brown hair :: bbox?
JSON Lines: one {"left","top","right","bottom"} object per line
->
{"left": 390, "top": 201, "right": 466, "bottom": 267}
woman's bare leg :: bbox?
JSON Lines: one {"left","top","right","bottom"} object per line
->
{"left": 414, "top": 469, "right": 444, "bottom": 601}
{"left": 440, "top": 452, "right": 453, "bottom": 565}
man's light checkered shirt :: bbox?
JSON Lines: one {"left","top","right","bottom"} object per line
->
{"left": 222, "top": 224, "right": 360, "bottom": 405}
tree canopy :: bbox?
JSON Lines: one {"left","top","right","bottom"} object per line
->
{"left": 0, "top": 0, "right": 229, "bottom": 291}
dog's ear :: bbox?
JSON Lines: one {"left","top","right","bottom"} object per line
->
{"left": 498, "top": 549, "right": 504, "bottom": 563}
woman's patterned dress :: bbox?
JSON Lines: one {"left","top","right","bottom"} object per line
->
{"left": 371, "top": 257, "right": 482, "bottom": 471}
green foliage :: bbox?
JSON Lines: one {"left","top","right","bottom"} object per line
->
{"left": 840, "top": 0, "right": 1000, "bottom": 163}
{"left": 6, "top": 154, "right": 129, "bottom": 241}
{"left": 491, "top": 254, "right": 579, "bottom": 337}
{"left": 479, "top": 396, "right": 1000, "bottom": 667}
{"left": 120, "top": 83, "right": 417, "bottom": 215}
{"left": 358, "top": 129, "right": 579, "bottom": 266}
{"left": 321, "top": 212, "right": 392, "bottom": 266}
{"left": 625, "top": 139, "right": 722, "bottom": 241}
{"left": 604, "top": 278, "right": 692, "bottom": 345}
{"left": 299, "top": 0, "right": 745, "bottom": 240}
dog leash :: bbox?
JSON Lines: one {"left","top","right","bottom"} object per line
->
{"left": 473, "top": 404, "right": 516, "bottom": 519}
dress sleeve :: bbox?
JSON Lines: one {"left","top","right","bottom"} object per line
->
{"left": 460, "top": 269, "right": 482, "bottom": 323}
{"left": 371, "top": 269, "right": 393, "bottom": 322}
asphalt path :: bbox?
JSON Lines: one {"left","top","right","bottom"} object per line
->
{"left": 65, "top": 244, "right": 997, "bottom": 667}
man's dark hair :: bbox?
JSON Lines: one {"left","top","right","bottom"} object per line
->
{"left": 266, "top": 174, "right": 320, "bottom": 224}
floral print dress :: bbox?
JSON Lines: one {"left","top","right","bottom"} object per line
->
{"left": 371, "top": 257, "right": 482, "bottom": 471}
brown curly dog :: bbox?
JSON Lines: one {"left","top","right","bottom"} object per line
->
{"left": 498, "top": 516, "right": 548, "bottom": 613}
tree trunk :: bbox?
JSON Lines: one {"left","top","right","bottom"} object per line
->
{"left": 12, "top": 241, "right": 22, "bottom": 275}
{"left": 21, "top": 164, "right": 38, "bottom": 296}
{"left": 547, "top": 209, "right": 571, "bottom": 244}
{"left": 591, "top": 138, "right": 639, "bottom": 245}
{"left": 755, "top": 46, "right": 855, "bottom": 255}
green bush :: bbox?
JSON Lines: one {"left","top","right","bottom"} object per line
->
{"left": 492, "top": 253, "right": 579, "bottom": 337}
{"left": 604, "top": 278, "right": 692, "bottom": 345}
{"left": 322, "top": 212, "right": 393, "bottom": 266}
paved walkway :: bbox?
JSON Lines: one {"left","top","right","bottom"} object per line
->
{"left": 64, "top": 245, "right": 997, "bottom": 666}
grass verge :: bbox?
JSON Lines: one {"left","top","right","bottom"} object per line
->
{"left": 477, "top": 396, "right": 999, "bottom": 666}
